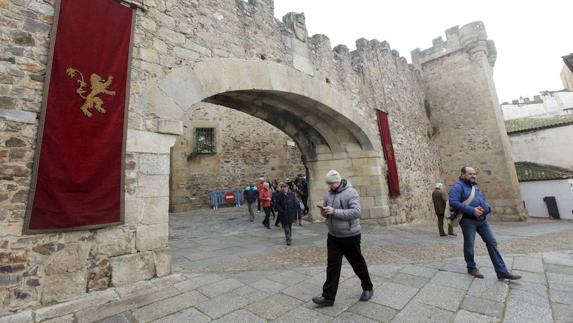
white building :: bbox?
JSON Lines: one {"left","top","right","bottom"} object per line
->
{"left": 514, "top": 162, "right": 573, "bottom": 219}
{"left": 501, "top": 90, "right": 573, "bottom": 120}
{"left": 504, "top": 112, "right": 573, "bottom": 219}
{"left": 506, "top": 117, "right": 573, "bottom": 170}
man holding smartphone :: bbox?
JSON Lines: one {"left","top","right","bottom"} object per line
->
{"left": 449, "top": 166, "right": 521, "bottom": 281}
{"left": 312, "top": 170, "right": 373, "bottom": 307}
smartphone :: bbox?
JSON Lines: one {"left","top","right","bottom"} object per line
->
{"left": 316, "top": 205, "right": 324, "bottom": 209}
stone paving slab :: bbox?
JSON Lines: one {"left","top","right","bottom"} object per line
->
{"left": 151, "top": 308, "right": 210, "bottom": 323}
{"left": 549, "top": 289, "right": 573, "bottom": 305}
{"left": 246, "top": 294, "right": 302, "bottom": 320}
{"left": 413, "top": 283, "right": 466, "bottom": 311}
{"left": 461, "top": 295, "right": 505, "bottom": 318}
{"left": 329, "top": 312, "right": 377, "bottom": 323}
{"left": 453, "top": 309, "right": 498, "bottom": 323}
{"left": 75, "top": 287, "right": 180, "bottom": 323}
{"left": 370, "top": 282, "right": 419, "bottom": 310}
{"left": 132, "top": 291, "right": 207, "bottom": 322}
{"left": 552, "top": 303, "right": 573, "bottom": 323}
{"left": 467, "top": 278, "right": 509, "bottom": 302}
{"left": 273, "top": 306, "right": 331, "bottom": 323}
{"left": 347, "top": 301, "right": 397, "bottom": 322}
{"left": 389, "top": 272, "right": 430, "bottom": 289}
{"left": 399, "top": 264, "right": 438, "bottom": 278}
{"left": 211, "top": 309, "right": 265, "bottom": 323}
{"left": 503, "top": 298, "right": 553, "bottom": 323}
{"left": 391, "top": 300, "right": 455, "bottom": 323}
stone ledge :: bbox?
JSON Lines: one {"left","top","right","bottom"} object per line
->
{"left": 157, "top": 119, "right": 183, "bottom": 135}
{"left": 126, "top": 129, "right": 177, "bottom": 154}
{"left": 110, "top": 252, "right": 156, "bottom": 287}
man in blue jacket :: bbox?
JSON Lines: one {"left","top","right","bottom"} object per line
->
{"left": 449, "top": 166, "right": 521, "bottom": 280}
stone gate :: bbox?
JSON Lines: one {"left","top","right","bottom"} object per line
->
{"left": 0, "top": 0, "right": 526, "bottom": 315}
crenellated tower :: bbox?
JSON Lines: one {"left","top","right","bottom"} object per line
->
{"left": 412, "top": 21, "right": 527, "bottom": 221}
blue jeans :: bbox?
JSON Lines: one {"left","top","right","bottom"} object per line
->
{"left": 459, "top": 218, "right": 508, "bottom": 277}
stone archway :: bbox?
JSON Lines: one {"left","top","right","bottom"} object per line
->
{"left": 144, "top": 58, "right": 391, "bottom": 220}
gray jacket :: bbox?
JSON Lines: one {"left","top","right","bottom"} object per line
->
{"left": 323, "top": 179, "right": 362, "bottom": 237}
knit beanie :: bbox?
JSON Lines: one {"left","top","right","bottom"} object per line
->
{"left": 325, "top": 170, "right": 342, "bottom": 183}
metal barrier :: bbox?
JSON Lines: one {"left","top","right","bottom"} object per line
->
{"left": 208, "top": 189, "right": 244, "bottom": 209}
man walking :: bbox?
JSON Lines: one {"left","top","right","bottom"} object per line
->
{"left": 243, "top": 183, "right": 259, "bottom": 222}
{"left": 449, "top": 166, "right": 521, "bottom": 280}
{"left": 312, "top": 170, "right": 373, "bottom": 307}
{"left": 274, "top": 183, "right": 298, "bottom": 245}
{"left": 432, "top": 183, "right": 455, "bottom": 236}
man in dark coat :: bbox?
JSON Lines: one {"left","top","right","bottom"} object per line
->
{"left": 243, "top": 184, "right": 259, "bottom": 222}
{"left": 432, "top": 183, "right": 455, "bottom": 236}
{"left": 274, "top": 182, "right": 298, "bottom": 245}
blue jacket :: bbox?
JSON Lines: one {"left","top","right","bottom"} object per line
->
{"left": 448, "top": 179, "right": 492, "bottom": 221}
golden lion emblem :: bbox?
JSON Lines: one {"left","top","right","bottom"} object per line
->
{"left": 66, "top": 68, "right": 116, "bottom": 117}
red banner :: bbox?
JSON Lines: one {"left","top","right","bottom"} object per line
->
{"left": 24, "top": 0, "right": 135, "bottom": 233}
{"left": 376, "top": 110, "right": 400, "bottom": 198}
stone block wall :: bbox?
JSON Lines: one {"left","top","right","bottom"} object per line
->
{"left": 170, "top": 102, "right": 305, "bottom": 212}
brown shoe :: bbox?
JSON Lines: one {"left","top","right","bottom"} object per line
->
{"left": 498, "top": 272, "right": 522, "bottom": 280}
{"left": 469, "top": 271, "right": 484, "bottom": 279}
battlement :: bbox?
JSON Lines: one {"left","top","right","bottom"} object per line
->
{"left": 501, "top": 95, "right": 544, "bottom": 106}
{"left": 500, "top": 90, "right": 573, "bottom": 106}
{"left": 411, "top": 21, "right": 497, "bottom": 68}
{"left": 277, "top": 11, "right": 414, "bottom": 78}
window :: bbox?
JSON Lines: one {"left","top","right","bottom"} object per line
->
{"left": 195, "top": 128, "right": 215, "bottom": 153}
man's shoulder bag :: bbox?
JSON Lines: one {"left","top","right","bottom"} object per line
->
{"left": 448, "top": 185, "right": 476, "bottom": 227}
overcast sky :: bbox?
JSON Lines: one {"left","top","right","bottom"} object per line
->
{"left": 274, "top": 0, "right": 572, "bottom": 103}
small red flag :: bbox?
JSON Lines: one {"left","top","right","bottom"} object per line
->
{"left": 24, "top": 0, "right": 135, "bottom": 233}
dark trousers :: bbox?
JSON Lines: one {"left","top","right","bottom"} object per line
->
{"left": 262, "top": 207, "right": 271, "bottom": 227}
{"left": 257, "top": 199, "right": 261, "bottom": 212}
{"left": 247, "top": 201, "right": 256, "bottom": 221}
{"left": 460, "top": 218, "right": 508, "bottom": 277}
{"left": 302, "top": 195, "right": 309, "bottom": 214}
{"left": 282, "top": 222, "right": 292, "bottom": 242}
{"left": 437, "top": 214, "right": 454, "bottom": 235}
{"left": 275, "top": 212, "right": 281, "bottom": 226}
{"left": 322, "top": 234, "right": 373, "bottom": 300}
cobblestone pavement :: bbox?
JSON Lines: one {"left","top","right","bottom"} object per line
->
{"left": 3, "top": 207, "right": 573, "bottom": 322}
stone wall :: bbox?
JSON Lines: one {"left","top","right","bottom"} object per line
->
{"left": 170, "top": 102, "right": 305, "bottom": 212}
{"left": 412, "top": 22, "right": 527, "bottom": 221}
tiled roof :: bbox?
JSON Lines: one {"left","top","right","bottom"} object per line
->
{"left": 515, "top": 162, "right": 573, "bottom": 182}
{"left": 505, "top": 114, "right": 573, "bottom": 134}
